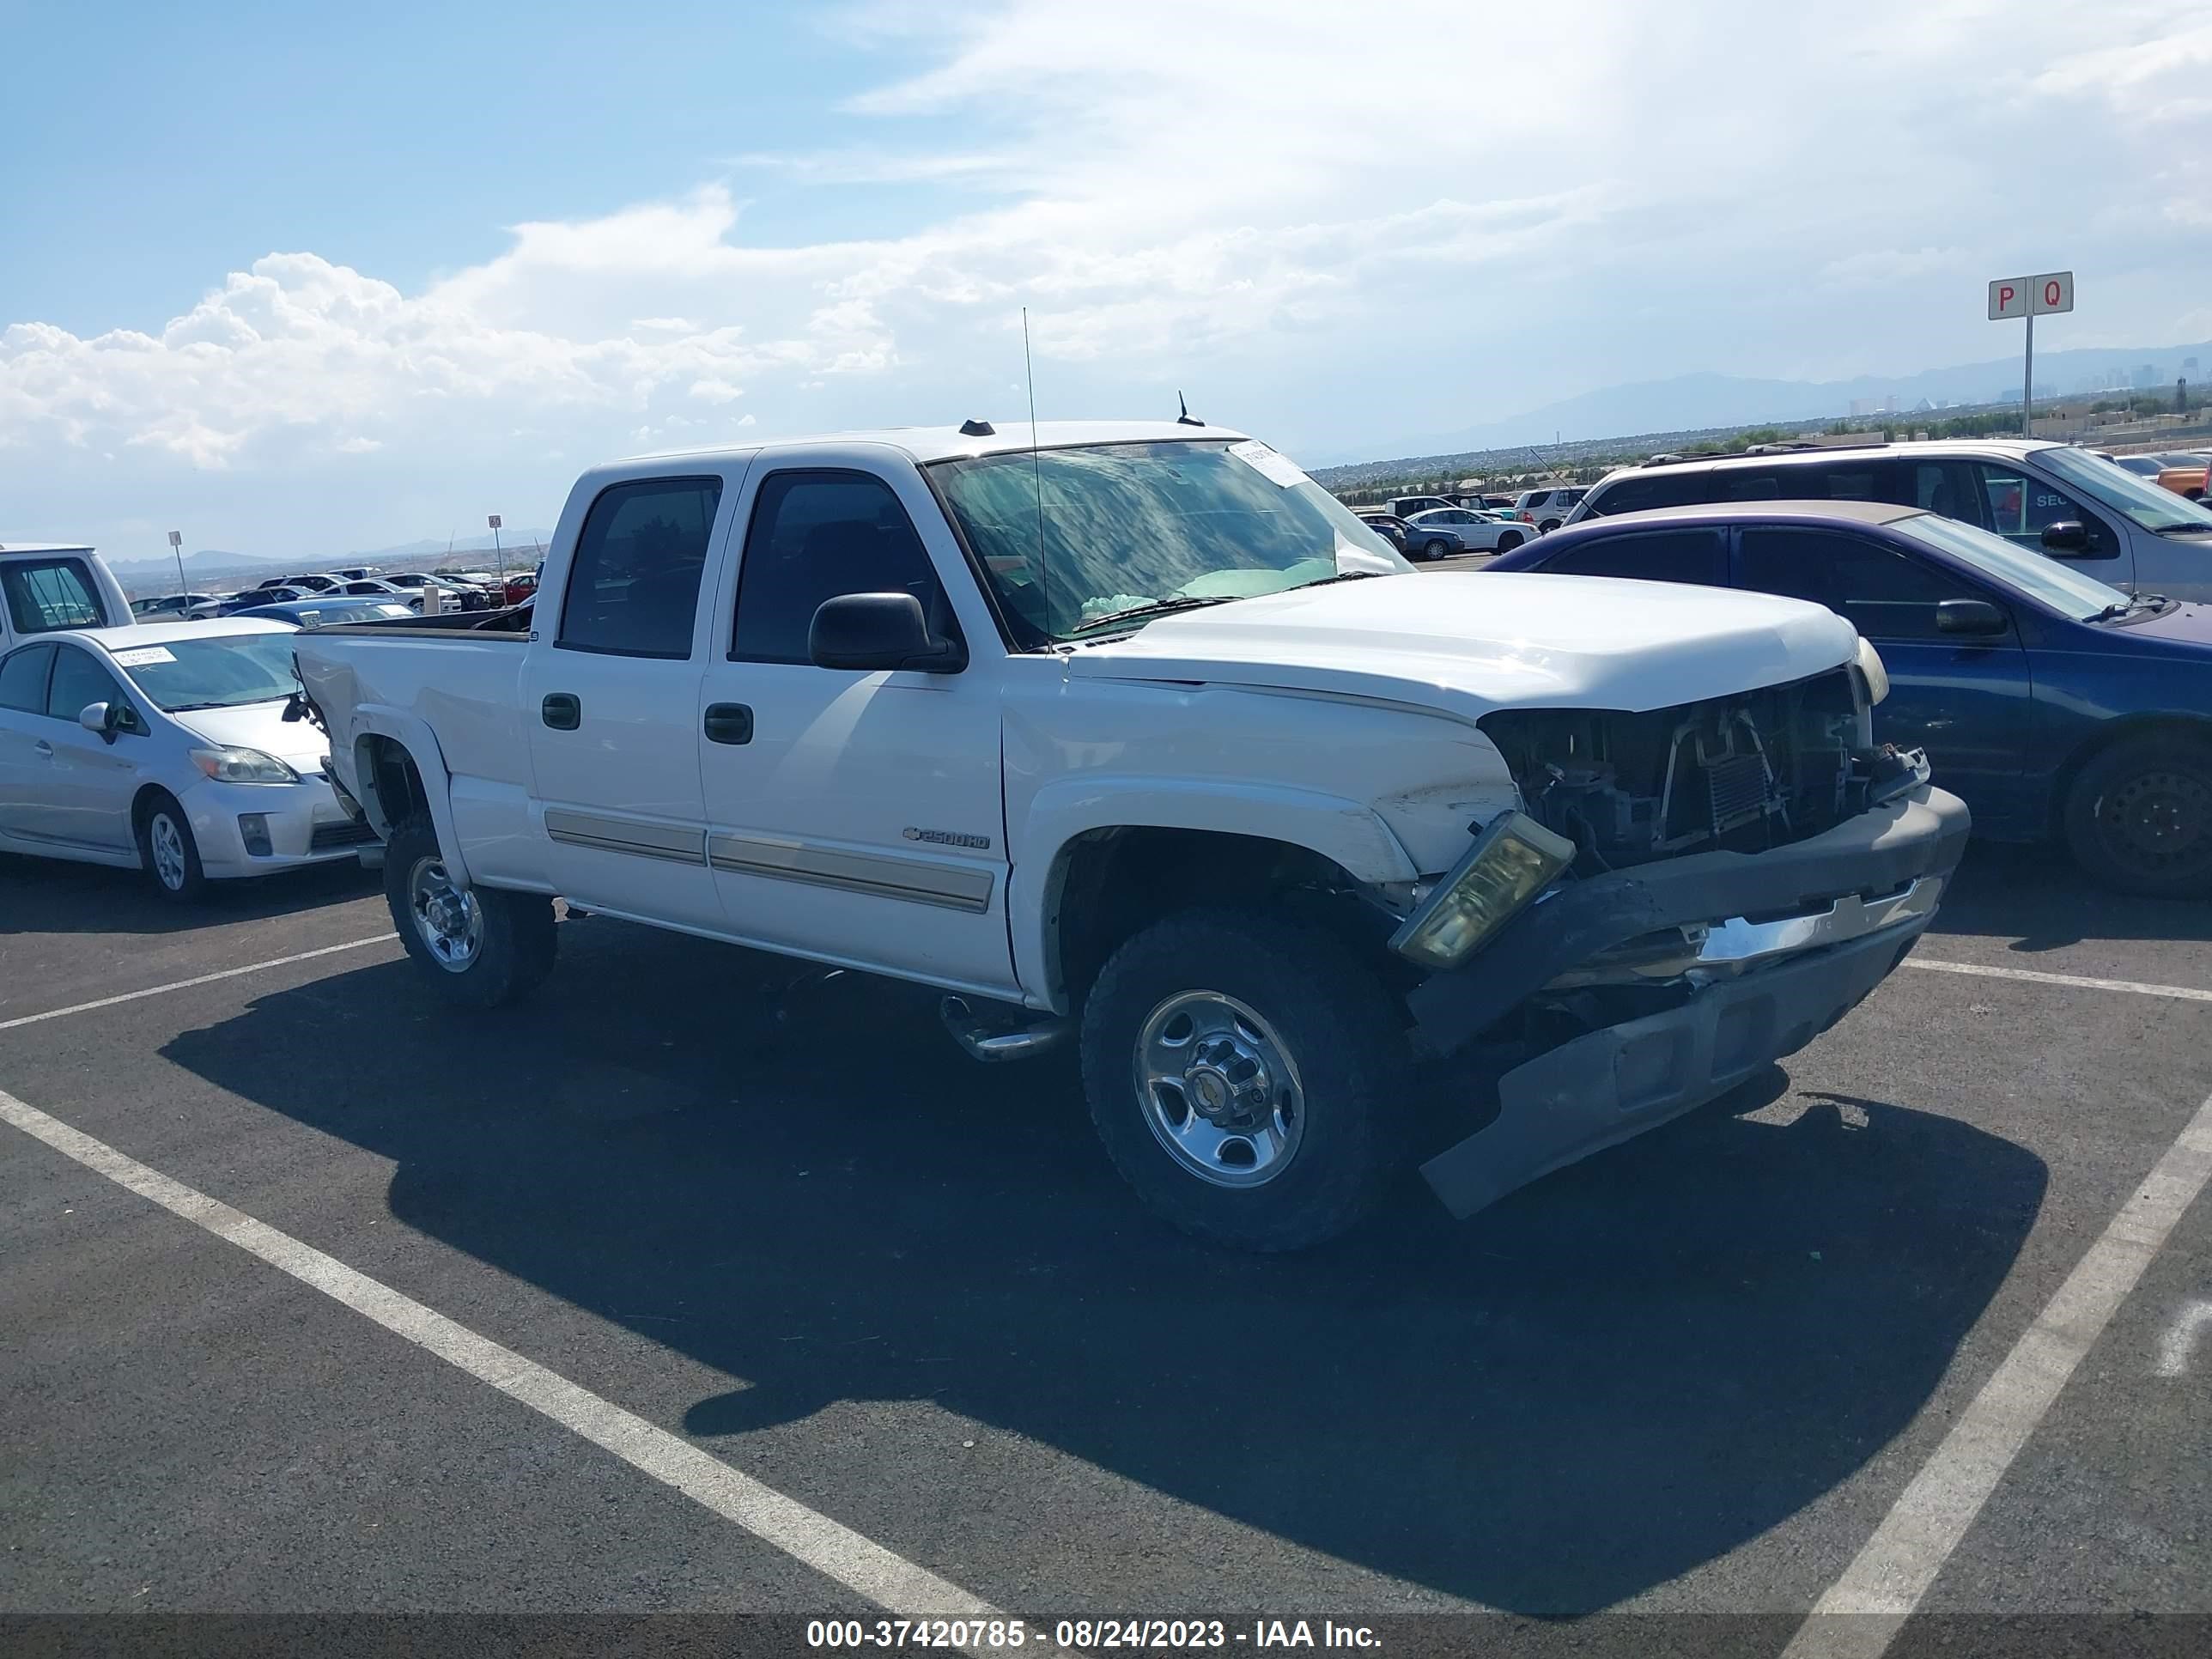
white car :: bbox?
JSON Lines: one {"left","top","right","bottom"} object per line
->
{"left": 0, "top": 618, "right": 371, "bottom": 901}
{"left": 294, "top": 420, "right": 1966, "bottom": 1249}
{"left": 330, "top": 578, "right": 425, "bottom": 609}
{"left": 1401, "top": 507, "right": 1534, "bottom": 560}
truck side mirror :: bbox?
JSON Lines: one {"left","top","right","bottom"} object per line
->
{"left": 2039, "top": 520, "right": 2089, "bottom": 553}
{"left": 809, "top": 593, "right": 967, "bottom": 674}
{"left": 1936, "top": 599, "right": 2008, "bottom": 637}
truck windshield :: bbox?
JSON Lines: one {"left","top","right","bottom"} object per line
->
{"left": 2037, "top": 444, "right": 2212, "bottom": 536}
{"left": 931, "top": 440, "right": 1410, "bottom": 645}
{"left": 115, "top": 633, "right": 301, "bottom": 711}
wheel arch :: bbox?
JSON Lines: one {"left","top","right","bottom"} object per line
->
{"left": 1021, "top": 808, "right": 1413, "bottom": 1017}
{"left": 347, "top": 709, "right": 472, "bottom": 886}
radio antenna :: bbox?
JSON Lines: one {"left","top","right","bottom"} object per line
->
{"left": 1022, "top": 307, "right": 1048, "bottom": 640}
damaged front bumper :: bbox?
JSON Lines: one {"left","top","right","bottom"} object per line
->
{"left": 1409, "top": 783, "right": 1970, "bottom": 1218}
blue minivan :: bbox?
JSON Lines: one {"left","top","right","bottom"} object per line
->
{"left": 1485, "top": 500, "right": 2212, "bottom": 896}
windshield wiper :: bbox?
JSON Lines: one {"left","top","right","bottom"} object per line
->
{"left": 2092, "top": 593, "right": 2171, "bottom": 623}
{"left": 1067, "top": 594, "right": 1240, "bottom": 637}
{"left": 1296, "top": 570, "right": 1391, "bottom": 589}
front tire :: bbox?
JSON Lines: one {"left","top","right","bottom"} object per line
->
{"left": 1079, "top": 908, "right": 1412, "bottom": 1251}
{"left": 384, "top": 817, "right": 558, "bottom": 1006}
{"left": 1495, "top": 531, "right": 1525, "bottom": 552}
{"left": 137, "top": 792, "right": 208, "bottom": 903}
{"left": 2062, "top": 734, "right": 2212, "bottom": 897}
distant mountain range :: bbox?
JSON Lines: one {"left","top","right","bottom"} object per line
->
{"left": 1339, "top": 339, "right": 2212, "bottom": 465}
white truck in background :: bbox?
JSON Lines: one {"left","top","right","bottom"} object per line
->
{"left": 1, "top": 544, "right": 135, "bottom": 650}
{"left": 292, "top": 421, "right": 1966, "bottom": 1249}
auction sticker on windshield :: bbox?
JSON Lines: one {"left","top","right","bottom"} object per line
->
{"left": 1227, "top": 440, "right": 1311, "bottom": 489}
{"left": 111, "top": 647, "right": 177, "bottom": 667}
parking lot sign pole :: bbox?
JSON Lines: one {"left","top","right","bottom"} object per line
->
{"left": 488, "top": 514, "right": 504, "bottom": 583}
{"left": 1989, "top": 271, "right": 2073, "bottom": 438}
{"left": 167, "top": 529, "right": 185, "bottom": 596}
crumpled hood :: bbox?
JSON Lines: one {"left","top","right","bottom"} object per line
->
{"left": 175, "top": 701, "right": 332, "bottom": 775}
{"left": 1066, "top": 571, "right": 1859, "bottom": 715}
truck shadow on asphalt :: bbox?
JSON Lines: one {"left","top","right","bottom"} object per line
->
{"left": 0, "top": 852, "right": 378, "bottom": 937}
{"left": 1929, "top": 840, "right": 2212, "bottom": 953}
{"left": 162, "top": 917, "right": 2045, "bottom": 1617}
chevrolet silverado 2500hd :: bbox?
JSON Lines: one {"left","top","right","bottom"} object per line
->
{"left": 292, "top": 421, "right": 1967, "bottom": 1249}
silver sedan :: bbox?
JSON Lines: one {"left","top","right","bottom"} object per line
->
{"left": 1401, "top": 507, "right": 1534, "bottom": 561}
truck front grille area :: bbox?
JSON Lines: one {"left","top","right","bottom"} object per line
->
{"left": 1480, "top": 666, "right": 1869, "bottom": 873}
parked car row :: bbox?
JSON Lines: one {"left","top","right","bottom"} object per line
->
{"left": 123, "top": 568, "right": 519, "bottom": 623}
{"left": 8, "top": 418, "right": 2208, "bottom": 1253}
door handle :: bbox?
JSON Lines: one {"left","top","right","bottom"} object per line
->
{"left": 702, "top": 702, "right": 753, "bottom": 745}
{"left": 33, "top": 740, "right": 53, "bottom": 760}
{"left": 541, "top": 693, "right": 580, "bottom": 731}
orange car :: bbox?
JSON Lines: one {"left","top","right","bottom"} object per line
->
{"left": 2155, "top": 457, "right": 2208, "bottom": 501}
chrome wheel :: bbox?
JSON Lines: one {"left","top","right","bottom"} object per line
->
{"left": 1133, "top": 990, "right": 1305, "bottom": 1188}
{"left": 150, "top": 812, "right": 187, "bottom": 891}
{"left": 407, "top": 854, "right": 483, "bottom": 972}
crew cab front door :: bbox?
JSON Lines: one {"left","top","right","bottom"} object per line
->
{"left": 696, "top": 458, "right": 1017, "bottom": 997}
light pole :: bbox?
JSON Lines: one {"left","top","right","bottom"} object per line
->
{"left": 167, "top": 529, "right": 187, "bottom": 597}
{"left": 488, "top": 514, "right": 505, "bottom": 585}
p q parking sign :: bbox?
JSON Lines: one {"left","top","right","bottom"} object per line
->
{"left": 1989, "top": 272, "right": 2074, "bottom": 319}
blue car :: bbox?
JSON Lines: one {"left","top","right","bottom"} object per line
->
{"left": 1484, "top": 500, "right": 2212, "bottom": 896}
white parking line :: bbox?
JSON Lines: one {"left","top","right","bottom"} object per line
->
{"left": 1904, "top": 957, "right": 2212, "bottom": 1004}
{"left": 0, "top": 1086, "right": 1003, "bottom": 1622}
{"left": 0, "top": 935, "right": 398, "bottom": 1033}
{"left": 1781, "top": 1089, "right": 2212, "bottom": 1659}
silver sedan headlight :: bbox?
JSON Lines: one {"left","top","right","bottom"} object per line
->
{"left": 189, "top": 745, "right": 301, "bottom": 785}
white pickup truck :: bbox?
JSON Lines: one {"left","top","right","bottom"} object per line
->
{"left": 293, "top": 421, "right": 1968, "bottom": 1249}
{"left": 2, "top": 543, "right": 136, "bottom": 650}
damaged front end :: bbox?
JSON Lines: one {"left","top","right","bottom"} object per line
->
{"left": 1480, "top": 664, "right": 1922, "bottom": 875}
{"left": 1390, "top": 665, "right": 1969, "bottom": 1222}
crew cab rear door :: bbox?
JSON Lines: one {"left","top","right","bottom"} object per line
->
{"left": 695, "top": 449, "right": 1018, "bottom": 997}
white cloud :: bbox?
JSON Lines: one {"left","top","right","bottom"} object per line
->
{"left": 3, "top": 0, "right": 2208, "bottom": 554}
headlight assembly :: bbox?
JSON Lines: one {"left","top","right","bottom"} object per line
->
{"left": 1389, "top": 810, "right": 1577, "bottom": 969}
{"left": 190, "top": 745, "right": 300, "bottom": 785}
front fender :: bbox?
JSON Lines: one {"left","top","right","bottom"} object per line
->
{"left": 1010, "top": 776, "right": 1419, "bottom": 1012}
{"left": 346, "top": 705, "right": 473, "bottom": 890}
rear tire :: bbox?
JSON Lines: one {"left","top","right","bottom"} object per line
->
{"left": 384, "top": 817, "right": 558, "bottom": 1006}
{"left": 2061, "top": 733, "right": 2212, "bottom": 897}
{"left": 1079, "top": 908, "right": 1412, "bottom": 1251}
{"left": 137, "top": 792, "right": 208, "bottom": 903}
{"left": 1422, "top": 538, "right": 1453, "bottom": 562}
{"left": 1538, "top": 520, "right": 1562, "bottom": 534}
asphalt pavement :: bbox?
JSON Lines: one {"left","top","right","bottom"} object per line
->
{"left": 2, "top": 836, "right": 2209, "bottom": 1657}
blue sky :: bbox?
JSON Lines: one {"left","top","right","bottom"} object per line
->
{"left": 4, "top": 1, "right": 2209, "bottom": 560}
